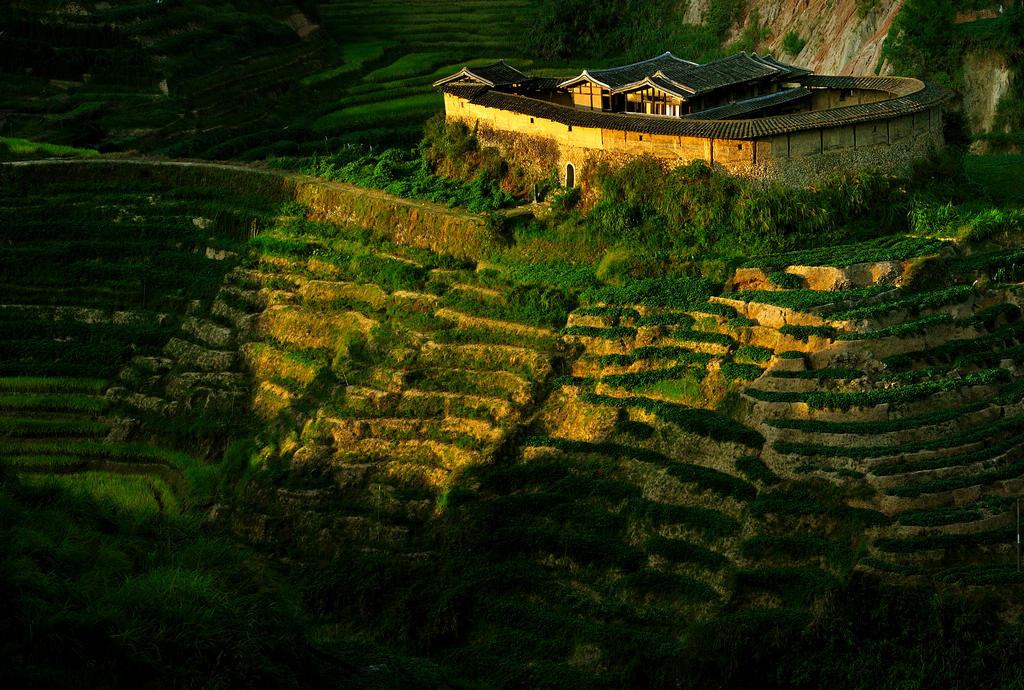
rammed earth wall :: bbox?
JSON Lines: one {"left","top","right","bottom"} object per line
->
{"left": 445, "top": 93, "right": 945, "bottom": 188}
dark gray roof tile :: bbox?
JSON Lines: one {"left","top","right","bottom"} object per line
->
{"left": 440, "top": 77, "right": 954, "bottom": 140}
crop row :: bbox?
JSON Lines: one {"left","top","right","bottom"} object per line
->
{"left": 773, "top": 414, "right": 1024, "bottom": 460}
{"left": 747, "top": 368, "right": 1009, "bottom": 410}
{"left": 764, "top": 401, "right": 989, "bottom": 435}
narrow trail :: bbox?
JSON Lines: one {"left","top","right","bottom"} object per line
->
{"left": 2, "top": 156, "right": 495, "bottom": 220}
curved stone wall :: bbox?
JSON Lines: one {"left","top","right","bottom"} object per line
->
{"left": 445, "top": 92, "right": 946, "bottom": 188}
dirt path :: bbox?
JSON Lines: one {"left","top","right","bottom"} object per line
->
{"left": 2, "top": 156, "right": 490, "bottom": 220}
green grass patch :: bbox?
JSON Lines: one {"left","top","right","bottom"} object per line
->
{"left": 0, "top": 136, "right": 99, "bottom": 160}
{"left": 0, "top": 393, "right": 107, "bottom": 413}
{"left": 0, "top": 377, "right": 107, "bottom": 393}
{"left": 21, "top": 471, "right": 178, "bottom": 517}
{"left": 0, "top": 417, "right": 109, "bottom": 437}
{"left": 312, "top": 93, "right": 442, "bottom": 132}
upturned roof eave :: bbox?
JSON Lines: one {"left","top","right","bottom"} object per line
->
{"left": 432, "top": 67, "right": 496, "bottom": 89}
{"left": 557, "top": 70, "right": 612, "bottom": 90}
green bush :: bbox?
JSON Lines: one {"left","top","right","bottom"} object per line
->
{"left": 601, "top": 364, "right": 706, "bottom": 390}
{"left": 779, "top": 325, "right": 837, "bottom": 342}
{"left": 734, "top": 345, "right": 773, "bottom": 362}
{"left": 781, "top": 31, "right": 806, "bottom": 55}
{"left": 720, "top": 362, "right": 764, "bottom": 381}
{"left": 736, "top": 455, "right": 780, "bottom": 485}
{"left": 582, "top": 275, "right": 718, "bottom": 308}
{"left": 598, "top": 346, "right": 712, "bottom": 367}
{"left": 767, "top": 271, "right": 804, "bottom": 289}
{"left": 559, "top": 157, "right": 907, "bottom": 261}
{"left": 300, "top": 118, "right": 518, "bottom": 212}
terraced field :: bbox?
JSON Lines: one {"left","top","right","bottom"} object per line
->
{"left": 0, "top": 171, "right": 277, "bottom": 514}
{"left": 7, "top": 157, "right": 1024, "bottom": 683}
{"left": 0, "top": 0, "right": 555, "bottom": 159}
{"left": 721, "top": 243, "right": 1024, "bottom": 586}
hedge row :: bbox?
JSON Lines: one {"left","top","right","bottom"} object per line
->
{"left": 824, "top": 285, "right": 973, "bottom": 321}
{"left": 581, "top": 276, "right": 717, "bottom": 308}
{"left": 872, "top": 429, "right": 1024, "bottom": 477}
{"left": 883, "top": 458, "right": 1024, "bottom": 498}
{"left": 838, "top": 312, "right": 953, "bottom": 341}
{"left": 773, "top": 415, "right": 1024, "bottom": 460}
{"left": 764, "top": 401, "right": 989, "bottom": 435}
{"left": 743, "top": 236, "right": 946, "bottom": 270}
{"left": 669, "top": 328, "right": 735, "bottom": 346}
{"left": 749, "top": 369, "right": 1010, "bottom": 410}
{"left": 600, "top": 363, "right": 706, "bottom": 390}
{"left": 598, "top": 347, "right": 713, "bottom": 368}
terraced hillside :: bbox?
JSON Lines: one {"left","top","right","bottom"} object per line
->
{"left": 0, "top": 0, "right": 548, "bottom": 158}
{"left": 0, "top": 168, "right": 278, "bottom": 514}
{"left": 6, "top": 158, "right": 1024, "bottom": 684}
{"left": 723, "top": 239, "right": 1024, "bottom": 586}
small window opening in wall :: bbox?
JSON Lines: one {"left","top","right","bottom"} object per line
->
{"left": 530, "top": 117, "right": 534, "bottom": 123}
{"left": 565, "top": 163, "right": 575, "bottom": 188}
{"left": 568, "top": 125, "right": 573, "bottom": 132}
{"left": 639, "top": 135, "right": 643, "bottom": 141}
{"left": 737, "top": 144, "right": 743, "bottom": 150}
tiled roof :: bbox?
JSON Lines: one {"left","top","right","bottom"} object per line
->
{"left": 432, "top": 60, "right": 530, "bottom": 88}
{"left": 800, "top": 75, "right": 920, "bottom": 94}
{"left": 655, "top": 53, "right": 795, "bottom": 96}
{"left": 439, "top": 77, "right": 953, "bottom": 140}
{"left": 684, "top": 87, "right": 812, "bottom": 120}
{"left": 557, "top": 52, "right": 810, "bottom": 98}
{"left": 557, "top": 52, "right": 699, "bottom": 90}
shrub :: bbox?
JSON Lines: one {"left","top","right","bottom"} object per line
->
{"left": 581, "top": 275, "right": 717, "bottom": 307}
{"left": 767, "top": 271, "right": 804, "bottom": 289}
{"left": 720, "top": 362, "right": 764, "bottom": 381}
{"left": 734, "top": 345, "right": 773, "bottom": 362}
{"left": 779, "top": 325, "right": 837, "bottom": 342}
{"left": 782, "top": 31, "right": 806, "bottom": 55}
{"left": 736, "top": 455, "right": 780, "bottom": 485}
{"left": 559, "top": 156, "right": 907, "bottom": 261}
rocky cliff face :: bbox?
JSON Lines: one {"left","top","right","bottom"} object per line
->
{"left": 961, "top": 49, "right": 1015, "bottom": 134}
{"left": 686, "top": 0, "right": 904, "bottom": 75}
{"left": 685, "top": 0, "right": 1016, "bottom": 136}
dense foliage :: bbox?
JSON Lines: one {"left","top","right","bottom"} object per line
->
{"left": 551, "top": 157, "right": 906, "bottom": 262}
{"left": 290, "top": 119, "right": 517, "bottom": 212}
{"left": 527, "top": 0, "right": 745, "bottom": 60}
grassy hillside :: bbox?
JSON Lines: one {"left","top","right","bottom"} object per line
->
{"left": 0, "top": 0, "right": 764, "bottom": 161}
{"left": 4, "top": 0, "right": 1024, "bottom": 686}
{"left": 0, "top": 0, "right": 560, "bottom": 159}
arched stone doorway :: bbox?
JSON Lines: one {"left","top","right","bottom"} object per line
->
{"left": 565, "top": 163, "right": 575, "bottom": 188}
